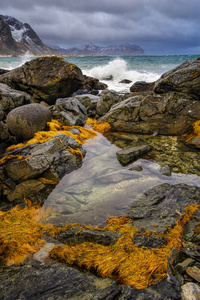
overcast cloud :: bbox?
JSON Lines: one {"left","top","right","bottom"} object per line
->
{"left": 1, "top": 0, "right": 200, "bottom": 54}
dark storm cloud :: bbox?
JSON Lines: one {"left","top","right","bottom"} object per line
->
{"left": 1, "top": 0, "right": 200, "bottom": 54}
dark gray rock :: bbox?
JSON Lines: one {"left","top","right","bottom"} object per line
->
{"left": 185, "top": 137, "right": 200, "bottom": 149}
{"left": 0, "top": 264, "right": 121, "bottom": 300}
{"left": 150, "top": 275, "right": 181, "bottom": 300}
{"left": 182, "top": 242, "right": 200, "bottom": 262}
{"left": 116, "top": 144, "right": 151, "bottom": 165}
{"left": 0, "top": 105, "right": 4, "bottom": 121}
{"left": 160, "top": 165, "right": 171, "bottom": 176}
{"left": 0, "top": 121, "right": 9, "bottom": 141}
{"left": 52, "top": 97, "right": 87, "bottom": 126}
{"left": 0, "top": 264, "right": 182, "bottom": 300}
{"left": 75, "top": 94, "right": 99, "bottom": 114}
{"left": 128, "top": 165, "right": 143, "bottom": 172}
{"left": 0, "top": 83, "right": 32, "bottom": 115}
{"left": 134, "top": 232, "right": 166, "bottom": 248}
{"left": 96, "top": 89, "right": 122, "bottom": 116}
{"left": 1, "top": 133, "right": 85, "bottom": 182}
{"left": 174, "top": 258, "right": 195, "bottom": 275}
{"left": 101, "top": 93, "right": 200, "bottom": 135}
{"left": 57, "top": 228, "right": 122, "bottom": 246}
{"left": 120, "top": 79, "right": 132, "bottom": 84}
{"left": 0, "top": 56, "right": 85, "bottom": 104}
{"left": 154, "top": 60, "right": 200, "bottom": 99}
{"left": 6, "top": 103, "right": 52, "bottom": 141}
{"left": 130, "top": 81, "right": 155, "bottom": 93}
{"left": 6, "top": 179, "right": 46, "bottom": 202}
{"left": 126, "top": 183, "right": 200, "bottom": 233}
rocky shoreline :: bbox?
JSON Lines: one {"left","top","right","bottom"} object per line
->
{"left": 1, "top": 56, "right": 200, "bottom": 299}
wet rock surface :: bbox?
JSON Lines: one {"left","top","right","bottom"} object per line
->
{"left": 116, "top": 144, "right": 151, "bottom": 165}
{"left": 0, "top": 263, "right": 181, "bottom": 300}
{"left": 126, "top": 183, "right": 200, "bottom": 233}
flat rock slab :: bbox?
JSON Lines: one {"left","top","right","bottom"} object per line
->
{"left": 0, "top": 264, "right": 181, "bottom": 300}
{"left": 116, "top": 144, "right": 151, "bottom": 165}
{"left": 186, "top": 266, "right": 200, "bottom": 283}
{"left": 126, "top": 183, "right": 200, "bottom": 233}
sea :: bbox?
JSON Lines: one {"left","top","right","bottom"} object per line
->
{"left": 0, "top": 54, "right": 199, "bottom": 93}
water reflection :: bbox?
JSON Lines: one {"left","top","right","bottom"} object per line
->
{"left": 43, "top": 131, "right": 200, "bottom": 227}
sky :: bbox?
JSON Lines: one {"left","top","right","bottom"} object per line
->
{"left": 1, "top": 0, "right": 200, "bottom": 55}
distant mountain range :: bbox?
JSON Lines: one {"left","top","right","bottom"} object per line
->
{"left": 59, "top": 43, "right": 145, "bottom": 56}
{"left": 0, "top": 15, "right": 145, "bottom": 56}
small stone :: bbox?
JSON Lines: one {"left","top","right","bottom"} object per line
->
{"left": 181, "top": 282, "right": 200, "bottom": 300}
{"left": 128, "top": 165, "right": 143, "bottom": 172}
{"left": 183, "top": 242, "right": 200, "bottom": 262}
{"left": 160, "top": 164, "right": 171, "bottom": 176}
{"left": 116, "top": 145, "right": 151, "bottom": 165}
{"left": 186, "top": 266, "right": 200, "bottom": 283}
{"left": 119, "top": 79, "right": 132, "bottom": 84}
{"left": 174, "top": 258, "right": 195, "bottom": 274}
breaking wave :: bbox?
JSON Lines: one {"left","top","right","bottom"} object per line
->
{"left": 83, "top": 58, "right": 161, "bottom": 92}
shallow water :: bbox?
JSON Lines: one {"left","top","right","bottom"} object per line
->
{"left": 43, "top": 128, "right": 200, "bottom": 227}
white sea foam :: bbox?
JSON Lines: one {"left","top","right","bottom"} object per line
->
{"left": 83, "top": 58, "right": 161, "bottom": 92}
{"left": 0, "top": 52, "right": 34, "bottom": 70}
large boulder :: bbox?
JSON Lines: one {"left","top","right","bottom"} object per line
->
{"left": 101, "top": 93, "right": 200, "bottom": 135}
{"left": 6, "top": 103, "right": 52, "bottom": 141}
{"left": 96, "top": 89, "right": 122, "bottom": 116}
{"left": 0, "top": 56, "right": 85, "bottom": 104}
{"left": 52, "top": 97, "right": 87, "bottom": 126}
{"left": 0, "top": 83, "right": 32, "bottom": 115}
{"left": 154, "top": 59, "right": 200, "bottom": 99}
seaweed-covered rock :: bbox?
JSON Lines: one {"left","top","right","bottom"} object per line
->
{"left": 0, "top": 133, "right": 85, "bottom": 183}
{"left": 6, "top": 103, "right": 52, "bottom": 140}
{"left": 0, "top": 56, "right": 85, "bottom": 104}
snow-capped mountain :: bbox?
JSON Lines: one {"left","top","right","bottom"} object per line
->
{"left": 0, "top": 15, "right": 56, "bottom": 55}
{"left": 62, "top": 43, "right": 145, "bottom": 56}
